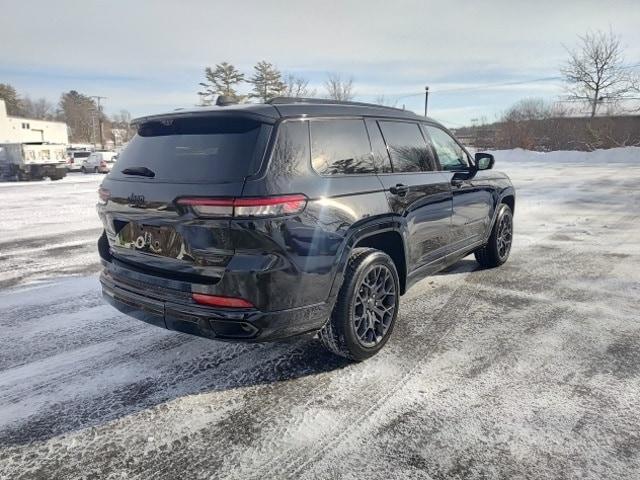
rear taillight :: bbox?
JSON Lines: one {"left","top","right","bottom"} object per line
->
{"left": 100, "top": 160, "right": 107, "bottom": 167}
{"left": 177, "top": 194, "right": 307, "bottom": 218}
{"left": 192, "top": 293, "right": 254, "bottom": 309}
{"left": 98, "top": 187, "right": 111, "bottom": 204}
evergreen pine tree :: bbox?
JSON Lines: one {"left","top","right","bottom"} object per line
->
{"left": 198, "top": 62, "right": 245, "bottom": 104}
{"left": 248, "top": 61, "right": 286, "bottom": 102}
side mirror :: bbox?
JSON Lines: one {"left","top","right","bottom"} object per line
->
{"left": 474, "top": 152, "right": 494, "bottom": 171}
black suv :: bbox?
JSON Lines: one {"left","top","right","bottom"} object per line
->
{"left": 97, "top": 98, "right": 514, "bottom": 360}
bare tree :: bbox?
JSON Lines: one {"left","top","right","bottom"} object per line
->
{"left": 324, "top": 73, "right": 355, "bottom": 101}
{"left": 20, "top": 96, "right": 56, "bottom": 120}
{"left": 110, "top": 109, "right": 136, "bottom": 145}
{"left": 503, "top": 97, "right": 551, "bottom": 122}
{"left": 374, "top": 95, "right": 398, "bottom": 107}
{"left": 59, "top": 90, "right": 99, "bottom": 143}
{"left": 561, "top": 30, "right": 637, "bottom": 117}
{"left": 283, "top": 74, "right": 315, "bottom": 98}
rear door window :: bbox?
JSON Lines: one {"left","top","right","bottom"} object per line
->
{"left": 110, "top": 116, "right": 268, "bottom": 183}
{"left": 378, "top": 121, "right": 436, "bottom": 173}
{"left": 310, "top": 119, "right": 376, "bottom": 175}
{"left": 365, "top": 119, "right": 393, "bottom": 173}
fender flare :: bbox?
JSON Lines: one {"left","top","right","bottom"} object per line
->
{"left": 484, "top": 186, "right": 516, "bottom": 243}
{"left": 326, "top": 215, "right": 409, "bottom": 302}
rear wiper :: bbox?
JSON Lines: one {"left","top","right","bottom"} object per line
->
{"left": 121, "top": 166, "right": 155, "bottom": 178}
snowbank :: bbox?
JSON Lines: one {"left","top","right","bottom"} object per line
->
{"left": 489, "top": 147, "right": 640, "bottom": 165}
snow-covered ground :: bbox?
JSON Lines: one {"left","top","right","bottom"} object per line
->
{"left": 1, "top": 149, "right": 639, "bottom": 479}
{"left": 0, "top": 172, "right": 103, "bottom": 288}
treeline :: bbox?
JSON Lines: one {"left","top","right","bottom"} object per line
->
{"left": 0, "top": 83, "right": 135, "bottom": 145}
{"left": 456, "top": 98, "right": 640, "bottom": 151}
{"left": 457, "top": 29, "right": 640, "bottom": 151}
{"left": 197, "top": 60, "right": 354, "bottom": 104}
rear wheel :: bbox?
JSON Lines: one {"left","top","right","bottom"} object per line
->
{"left": 319, "top": 248, "right": 400, "bottom": 361}
{"left": 475, "top": 203, "right": 513, "bottom": 268}
{"left": 93, "top": 166, "right": 99, "bottom": 173}
{"left": 81, "top": 166, "right": 87, "bottom": 174}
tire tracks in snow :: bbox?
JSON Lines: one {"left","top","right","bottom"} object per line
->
{"left": 252, "top": 210, "right": 640, "bottom": 479}
{"left": 0, "top": 207, "right": 637, "bottom": 477}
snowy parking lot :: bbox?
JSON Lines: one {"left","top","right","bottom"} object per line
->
{"left": 1, "top": 150, "right": 639, "bottom": 479}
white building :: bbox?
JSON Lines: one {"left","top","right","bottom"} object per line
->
{"left": 0, "top": 99, "right": 69, "bottom": 144}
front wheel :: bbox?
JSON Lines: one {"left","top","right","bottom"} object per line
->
{"left": 319, "top": 248, "right": 400, "bottom": 361}
{"left": 475, "top": 203, "right": 513, "bottom": 268}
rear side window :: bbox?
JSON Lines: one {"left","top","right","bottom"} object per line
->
{"left": 270, "top": 121, "right": 310, "bottom": 178}
{"left": 378, "top": 121, "right": 435, "bottom": 173}
{"left": 110, "top": 117, "right": 267, "bottom": 183}
{"left": 310, "top": 119, "right": 376, "bottom": 175}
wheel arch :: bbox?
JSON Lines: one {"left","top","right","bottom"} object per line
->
{"left": 353, "top": 230, "right": 407, "bottom": 294}
{"left": 501, "top": 190, "right": 515, "bottom": 215}
{"left": 483, "top": 187, "right": 516, "bottom": 244}
{"left": 328, "top": 216, "right": 409, "bottom": 300}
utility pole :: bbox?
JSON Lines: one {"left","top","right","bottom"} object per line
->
{"left": 90, "top": 95, "right": 107, "bottom": 149}
{"left": 424, "top": 86, "right": 430, "bottom": 117}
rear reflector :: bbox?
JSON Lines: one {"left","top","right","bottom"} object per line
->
{"left": 192, "top": 293, "right": 254, "bottom": 309}
{"left": 177, "top": 194, "right": 307, "bottom": 218}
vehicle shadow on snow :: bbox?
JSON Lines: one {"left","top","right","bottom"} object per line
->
{"left": 0, "top": 334, "right": 351, "bottom": 447}
{"left": 3, "top": 262, "right": 479, "bottom": 448}
{"left": 436, "top": 258, "right": 479, "bottom": 275}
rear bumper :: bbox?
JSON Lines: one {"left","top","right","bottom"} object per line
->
{"left": 100, "top": 260, "right": 331, "bottom": 342}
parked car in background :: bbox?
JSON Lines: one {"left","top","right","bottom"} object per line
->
{"left": 66, "top": 150, "right": 91, "bottom": 172}
{"left": 81, "top": 151, "right": 117, "bottom": 173}
{"left": 97, "top": 98, "right": 515, "bottom": 361}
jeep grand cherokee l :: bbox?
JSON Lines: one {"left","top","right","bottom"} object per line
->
{"left": 97, "top": 97, "right": 515, "bottom": 360}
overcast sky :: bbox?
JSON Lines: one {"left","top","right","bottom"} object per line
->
{"left": 1, "top": 0, "right": 639, "bottom": 126}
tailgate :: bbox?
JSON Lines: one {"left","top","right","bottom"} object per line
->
{"left": 96, "top": 114, "right": 271, "bottom": 281}
{"left": 99, "top": 178, "right": 244, "bottom": 280}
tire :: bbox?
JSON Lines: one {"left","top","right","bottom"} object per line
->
{"left": 475, "top": 203, "right": 513, "bottom": 268}
{"left": 93, "top": 167, "right": 99, "bottom": 173}
{"left": 319, "top": 248, "right": 400, "bottom": 361}
{"left": 81, "top": 167, "right": 87, "bottom": 174}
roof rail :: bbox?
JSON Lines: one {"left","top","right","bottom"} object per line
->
{"left": 267, "top": 97, "right": 409, "bottom": 113}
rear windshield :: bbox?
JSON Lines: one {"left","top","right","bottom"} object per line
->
{"left": 73, "top": 151, "right": 90, "bottom": 159}
{"left": 109, "top": 116, "right": 268, "bottom": 183}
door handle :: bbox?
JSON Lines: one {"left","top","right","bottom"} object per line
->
{"left": 389, "top": 184, "right": 409, "bottom": 196}
{"left": 451, "top": 178, "right": 464, "bottom": 188}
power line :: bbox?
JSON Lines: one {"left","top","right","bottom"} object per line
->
{"left": 385, "top": 62, "right": 640, "bottom": 101}
{"left": 432, "top": 76, "right": 562, "bottom": 94}
{"left": 387, "top": 76, "right": 562, "bottom": 101}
